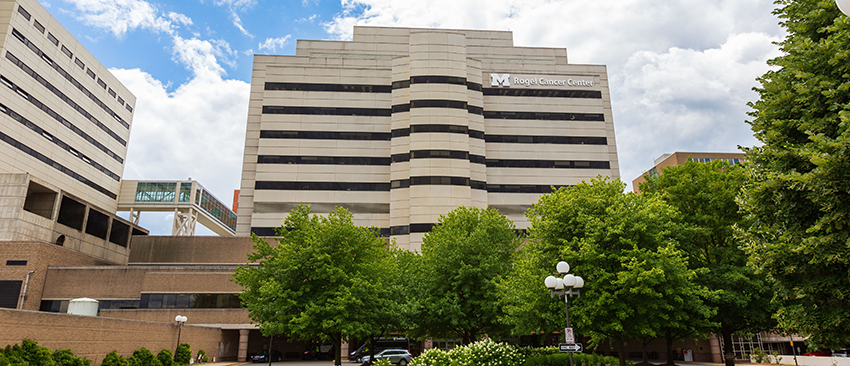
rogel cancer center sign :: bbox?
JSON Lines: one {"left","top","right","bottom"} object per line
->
{"left": 488, "top": 73, "right": 596, "bottom": 88}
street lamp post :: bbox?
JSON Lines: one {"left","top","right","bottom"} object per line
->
{"left": 174, "top": 315, "right": 188, "bottom": 362}
{"left": 544, "top": 261, "right": 585, "bottom": 366}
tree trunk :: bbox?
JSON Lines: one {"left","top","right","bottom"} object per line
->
{"left": 368, "top": 336, "right": 377, "bottom": 365}
{"left": 641, "top": 337, "right": 651, "bottom": 364}
{"left": 616, "top": 334, "right": 627, "bottom": 366}
{"left": 665, "top": 331, "right": 676, "bottom": 366}
{"left": 722, "top": 329, "right": 736, "bottom": 366}
{"left": 333, "top": 334, "right": 342, "bottom": 366}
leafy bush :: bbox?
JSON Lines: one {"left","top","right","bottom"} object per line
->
{"left": 174, "top": 344, "right": 191, "bottom": 365}
{"left": 373, "top": 359, "right": 392, "bottom": 366}
{"left": 524, "top": 353, "right": 624, "bottom": 366}
{"left": 4, "top": 339, "right": 56, "bottom": 366}
{"left": 195, "top": 350, "right": 208, "bottom": 363}
{"left": 155, "top": 350, "right": 173, "bottom": 366}
{"left": 101, "top": 351, "right": 129, "bottom": 366}
{"left": 128, "top": 348, "right": 161, "bottom": 366}
{"left": 53, "top": 349, "right": 91, "bottom": 366}
{"left": 0, "top": 350, "right": 28, "bottom": 366}
{"left": 408, "top": 348, "right": 451, "bottom": 366}
{"left": 771, "top": 351, "right": 782, "bottom": 365}
{"left": 514, "top": 346, "right": 560, "bottom": 359}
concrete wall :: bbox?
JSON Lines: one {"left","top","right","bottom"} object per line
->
{"left": 755, "top": 356, "right": 850, "bottom": 366}
{"left": 0, "top": 308, "right": 238, "bottom": 365}
{"left": 128, "top": 236, "right": 255, "bottom": 264}
{"left": 0, "top": 241, "right": 110, "bottom": 310}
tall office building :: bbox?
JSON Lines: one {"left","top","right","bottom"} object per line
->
{"left": 237, "top": 26, "right": 620, "bottom": 250}
{"left": 0, "top": 0, "right": 142, "bottom": 262}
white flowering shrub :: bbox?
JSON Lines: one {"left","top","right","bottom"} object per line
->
{"left": 408, "top": 348, "right": 451, "bottom": 366}
{"left": 447, "top": 339, "right": 524, "bottom": 366}
{"left": 373, "top": 358, "right": 393, "bottom": 366}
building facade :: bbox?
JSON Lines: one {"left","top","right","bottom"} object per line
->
{"left": 237, "top": 26, "right": 620, "bottom": 250}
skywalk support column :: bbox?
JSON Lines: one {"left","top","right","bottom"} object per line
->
{"left": 238, "top": 329, "right": 250, "bottom": 362}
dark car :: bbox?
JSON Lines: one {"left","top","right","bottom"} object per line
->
{"left": 251, "top": 349, "right": 283, "bottom": 363}
{"left": 834, "top": 349, "right": 850, "bottom": 358}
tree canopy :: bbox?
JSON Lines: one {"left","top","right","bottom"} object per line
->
{"left": 525, "top": 177, "right": 711, "bottom": 366}
{"left": 232, "top": 205, "right": 394, "bottom": 366}
{"left": 742, "top": 0, "right": 850, "bottom": 348}
{"left": 413, "top": 206, "right": 521, "bottom": 344}
{"left": 641, "top": 160, "right": 775, "bottom": 366}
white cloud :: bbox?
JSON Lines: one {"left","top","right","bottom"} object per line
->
{"left": 323, "top": 0, "right": 784, "bottom": 187}
{"left": 213, "top": 0, "right": 256, "bottom": 38}
{"left": 172, "top": 35, "right": 237, "bottom": 79}
{"left": 257, "top": 35, "right": 292, "bottom": 53}
{"left": 113, "top": 67, "right": 249, "bottom": 224}
{"left": 167, "top": 11, "right": 192, "bottom": 26}
{"left": 62, "top": 0, "right": 184, "bottom": 38}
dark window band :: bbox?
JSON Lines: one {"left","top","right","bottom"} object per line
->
{"left": 485, "top": 135, "right": 607, "bottom": 145}
{"left": 10, "top": 29, "right": 129, "bottom": 129}
{"left": 4, "top": 52, "right": 127, "bottom": 157}
{"left": 0, "top": 130, "right": 117, "bottom": 199}
{"left": 392, "top": 76, "right": 483, "bottom": 91}
{"left": 257, "top": 155, "right": 391, "bottom": 166}
{"left": 264, "top": 82, "right": 391, "bottom": 93}
{"left": 255, "top": 181, "right": 390, "bottom": 191}
{"left": 483, "top": 88, "right": 602, "bottom": 99}
{"left": 392, "top": 101, "right": 484, "bottom": 115}
{"left": 484, "top": 111, "right": 604, "bottom": 121}
{"left": 486, "top": 159, "right": 610, "bottom": 169}
{"left": 391, "top": 125, "right": 485, "bottom": 139}
{"left": 260, "top": 130, "right": 391, "bottom": 141}
{"left": 253, "top": 226, "right": 392, "bottom": 237}
{"left": 0, "top": 103, "right": 120, "bottom": 181}
{"left": 487, "top": 184, "right": 572, "bottom": 193}
{"left": 391, "top": 176, "right": 487, "bottom": 189}
{"left": 391, "top": 150, "right": 486, "bottom": 164}
{"left": 262, "top": 106, "right": 391, "bottom": 117}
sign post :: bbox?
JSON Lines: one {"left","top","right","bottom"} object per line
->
{"left": 559, "top": 343, "right": 583, "bottom": 353}
{"left": 564, "top": 328, "right": 574, "bottom": 344}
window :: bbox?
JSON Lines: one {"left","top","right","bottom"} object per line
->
{"left": 61, "top": 45, "right": 72, "bottom": 58}
{"left": 5, "top": 260, "right": 27, "bottom": 266}
{"left": 96, "top": 78, "right": 106, "bottom": 89}
{"left": 57, "top": 196, "right": 86, "bottom": 230}
{"left": 117, "top": 96, "right": 124, "bottom": 105}
{"left": 108, "top": 88, "right": 116, "bottom": 98}
{"left": 0, "top": 281, "right": 23, "bottom": 309}
{"left": 17, "top": 6, "right": 31, "bottom": 20}
{"left": 126, "top": 104, "right": 133, "bottom": 113}
{"left": 33, "top": 20, "right": 44, "bottom": 34}
{"left": 74, "top": 57, "right": 84, "bottom": 69}
{"left": 135, "top": 182, "right": 177, "bottom": 202}
{"left": 86, "top": 68, "right": 95, "bottom": 79}
{"left": 47, "top": 32, "right": 58, "bottom": 46}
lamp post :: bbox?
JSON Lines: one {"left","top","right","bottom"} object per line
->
{"left": 174, "top": 315, "right": 188, "bottom": 362}
{"left": 544, "top": 261, "right": 585, "bottom": 366}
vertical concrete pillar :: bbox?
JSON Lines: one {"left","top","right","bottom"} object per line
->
{"left": 709, "top": 334, "right": 722, "bottom": 363}
{"left": 238, "top": 329, "right": 250, "bottom": 362}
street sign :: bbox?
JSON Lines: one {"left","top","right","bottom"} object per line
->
{"left": 564, "top": 327, "right": 574, "bottom": 343}
{"left": 559, "top": 343, "right": 583, "bottom": 353}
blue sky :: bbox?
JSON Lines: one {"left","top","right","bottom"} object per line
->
{"left": 37, "top": 0, "right": 786, "bottom": 235}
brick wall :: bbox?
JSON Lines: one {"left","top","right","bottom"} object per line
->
{"left": 0, "top": 308, "right": 238, "bottom": 365}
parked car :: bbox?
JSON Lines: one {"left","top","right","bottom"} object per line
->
{"left": 361, "top": 349, "right": 413, "bottom": 366}
{"left": 350, "top": 337, "right": 410, "bottom": 362}
{"left": 251, "top": 349, "right": 283, "bottom": 363}
{"left": 302, "top": 343, "right": 333, "bottom": 360}
{"left": 803, "top": 349, "right": 832, "bottom": 357}
{"left": 833, "top": 349, "right": 850, "bottom": 357}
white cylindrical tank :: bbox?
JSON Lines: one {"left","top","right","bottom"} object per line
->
{"left": 67, "top": 298, "right": 99, "bottom": 316}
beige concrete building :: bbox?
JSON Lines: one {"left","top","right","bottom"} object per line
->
{"left": 631, "top": 151, "right": 745, "bottom": 192}
{"left": 237, "top": 26, "right": 620, "bottom": 250}
{"left": 0, "top": 0, "right": 144, "bottom": 264}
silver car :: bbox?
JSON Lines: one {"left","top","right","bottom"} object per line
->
{"left": 360, "top": 349, "right": 413, "bottom": 366}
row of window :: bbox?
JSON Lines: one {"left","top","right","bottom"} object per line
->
{"left": 55, "top": 195, "right": 134, "bottom": 245}
{"left": 251, "top": 225, "right": 531, "bottom": 238}
{"left": 16, "top": 6, "right": 133, "bottom": 114}
{"left": 5, "top": 51, "right": 128, "bottom": 151}
{"left": 262, "top": 77, "right": 602, "bottom": 99}
{"left": 486, "top": 159, "right": 611, "bottom": 169}
{"left": 10, "top": 27, "right": 131, "bottom": 131}
{"left": 134, "top": 182, "right": 191, "bottom": 203}
{"left": 262, "top": 104, "right": 604, "bottom": 121}
{"left": 258, "top": 129, "right": 604, "bottom": 145}
{"left": 38, "top": 293, "right": 242, "bottom": 313}
{"left": 0, "top": 130, "right": 116, "bottom": 199}
{"left": 0, "top": 102, "right": 120, "bottom": 181}
{"left": 255, "top": 153, "right": 608, "bottom": 170}
{"left": 254, "top": 179, "right": 571, "bottom": 193}
{"left": 692, "top": 157, "right": 743, "bottom": 165}
{"left": 391, "top": 150, "right": 486, "bottom": 164}
{"left": 258, "top": 155, "right": 392, "bottom": 165}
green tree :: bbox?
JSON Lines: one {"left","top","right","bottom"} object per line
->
{"left": 526, "top": 177, "right": 710, "bottom": 366}
{"left": 174, "top": 344, "right": 190, "bottom": 365}
{"left": 641, "top": 160, "right": 776, "bottom": 366}
{"left": 232, "top": 205, "right": 395, "bottom": 366}
{"left": 101, "top": 351, "right": 128, "bottom": 366}
{"left": 4, "top": 340, "right": 55, "bottom": 366}
{"left": 414, "top": 206, "right": 521, "bottom": 344}
{"left": 128, "top": 348, "right": 160, "bottom": 366}
{"left": 155, "top": 350, "right": 173, "bottom": 366}
{"left": 52, "top": 349, "right": 91, "bottom": 366}
{"left": 742, "top": 0, "right": 850, "bottom": 349}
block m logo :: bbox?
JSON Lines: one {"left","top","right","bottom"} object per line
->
{"left": 490, "top": 73, "right": 510, "bottom": 87}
